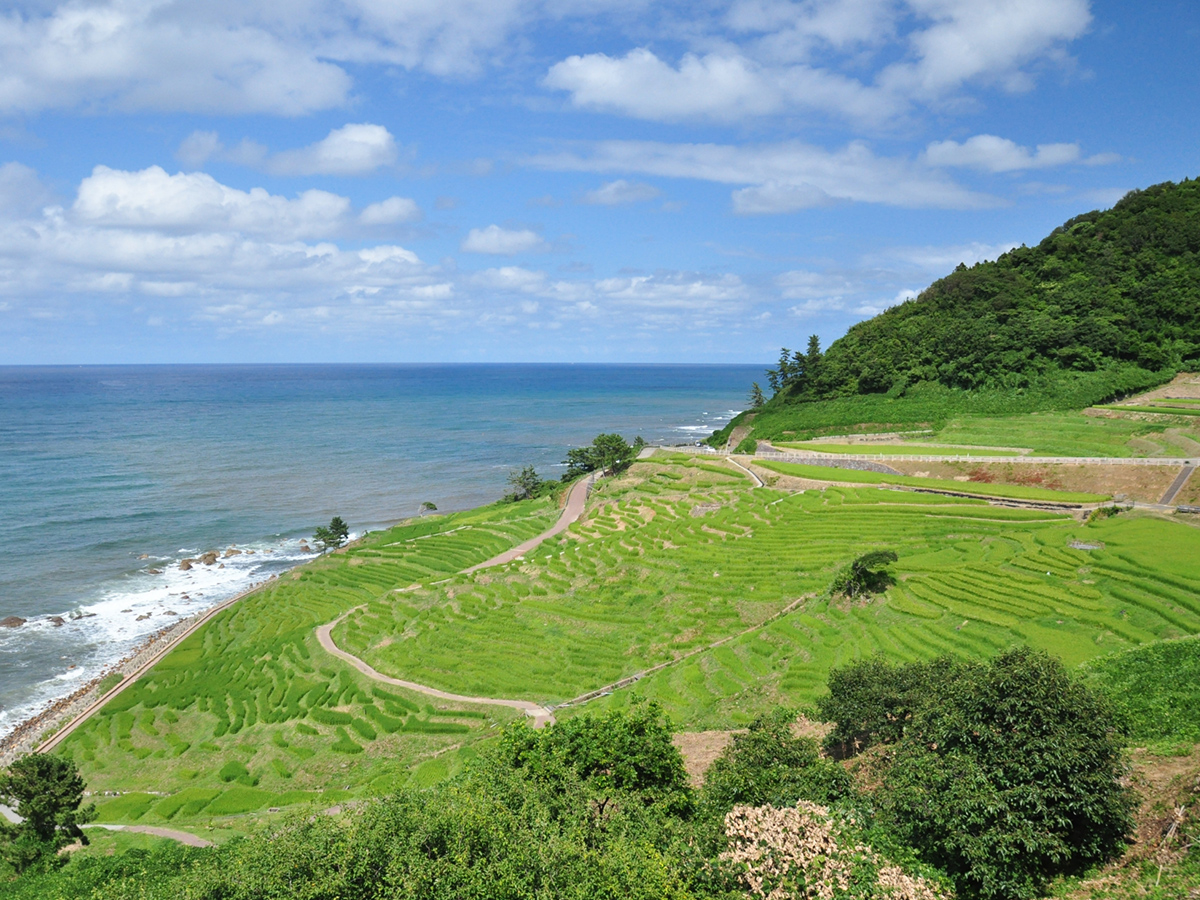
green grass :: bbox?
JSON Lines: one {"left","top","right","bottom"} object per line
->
{"left": 931, "top": 411, "right": 1195, "bottom": 458}
{"left": 330, "top": 458, "right": 1195, "bottom": 733}
{"left": 62, "top": 497, "right": 561, "bottom": 821}
{"left": 772, "top": 442, "right": 1025, "bottom": 457}
{"left": 1081, "top": 634, "right": 1200, "bottom": 744}
{"left": 754, "top": 459, "right": 1110, "bottom": 503}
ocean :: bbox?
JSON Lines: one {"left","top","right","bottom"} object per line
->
{"left": 0, "top": 363, "right": 760, "bottom": 736}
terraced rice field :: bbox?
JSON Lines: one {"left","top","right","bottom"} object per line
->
{"left": 771, "top": 442, "right": 1025, "bottom": 457}
{"left": 337, "top": 457, "right": 1199, "bottom": 728}
{"left": 932, "top": 412, "right": 1198, "bottom": 457}
{"left": 754, "top": 459, "right": 1110, "bottom": 502}
{"left": 63, "top": 498, "right": 562, "bottom": 822}
{"left": 64, "top": 454, "right": 1200, "bottom": 824}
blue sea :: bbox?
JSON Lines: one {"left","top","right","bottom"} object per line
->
{"left": 0, "top": 364, "right": 760, "bottom": 735}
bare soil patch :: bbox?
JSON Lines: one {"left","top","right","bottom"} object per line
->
{"left": 888, "top": 460, "right": 1180, "bottom": 504}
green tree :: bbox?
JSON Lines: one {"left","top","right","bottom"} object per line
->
{"left": 880, "top": 648, "right": 1136, "bottom": 900}
{"left": 747, "top": 382, "right": 765, "bottom": 409}
{"left": 563, "top": 433, "right": 638, "bottom": 479}
{"left": 313, "top": 515, "right": 349, "bottom": 551}
{"left": 419, "top": 501, "right": 437, "bottom": 515}
{"left": 506, "top": 465, "right": 542, "bottom": 501}
{"left": 0, "top": 753, "right": 95, "bottom": 873}
{"left": 830, "top": 549, "right": 897, "bottom": 597}
{"left": 700, "top": 709, "right": 853, "bottom": 818}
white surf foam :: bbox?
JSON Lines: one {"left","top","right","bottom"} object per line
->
{"left": 0, "top": 536, "right": 321, "bottom": 738}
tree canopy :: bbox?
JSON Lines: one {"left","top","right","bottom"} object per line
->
{"left": 0, "top": 753, "right": 95, "bottom": 873}
{"left": 563, "top": 433, "right": 644, "bottom": 479}
{"left": 313, "top": 515, "right": 349, "bottom": 551}
{"left": 767, "top": 177, "right": 1200, "bottom": 401}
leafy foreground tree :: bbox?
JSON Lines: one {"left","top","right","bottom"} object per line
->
{"left": 0, "top": 753, "right": 95, "bottom": 874}
{"left": 313, "top": 515, "right": 349, "bottom": 551}
{"left": 822, "top": 648, "right": 1136, "bottom": 900}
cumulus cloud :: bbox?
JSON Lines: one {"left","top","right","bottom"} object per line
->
{"left": 266, "top": 124, "right": 398, "bottom": 176}
{"left": 581, "top": 179, "right": 661, "bottom": 205}
{"left": 879, "top": 0, "right": 1092, "bottom": 97}
{"left": 359, "top": 197, "right": 422, "bottom": 225}
{"left": 544, "top": 0, "right": 1093, "bottom": 124}
{"left": 530, "top": 139, "right": 995, "bottom": 211}
{"left": 461, "top": 225, "right": 549, "bottom": 254}
{"left": 924, "top": 135, "right": 1087, "bottom": 172}
{"left": 72, "top": 166, "right": 352, "bottom": 240}
{"left": 545, "top": 48, "right": 892, "bottom": 123}
{"left": 0, "top": 0, "right": 537, "bottom": 115}
{"left": 473, "top": 266, "right": 548, "bottom": 292}
{"left": 176, "top": 124, "right": 400, "bottom": 176}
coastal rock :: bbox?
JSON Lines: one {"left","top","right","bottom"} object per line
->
{"left": 48, "top": 616, "right": 65, "bottom": 627}
{"left": 136, "top": 613, "right": 151, "bottom": 621}
{"left": 218, "top": 563, "right": 225, "bottom": 569}
{"left": 200, "top": 552, "right": 219, "bottom": 566}
{"left": 0, "top": 616, "right": 26, "bottom": 628}
{"left": 179, "top": 559, "right": 195, "bottom": 571}
{"left": 147, "top": 568, "right": 162, "bottom": 575}
{"left": 224, "top": 548, "right": 242, "bottom": 558}
{"left": 138, "top": 554, "right": 150, "bottom": 560}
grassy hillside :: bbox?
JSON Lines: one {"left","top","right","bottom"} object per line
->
{"left": 61, "top": 496, "right": 563, "bottom": 824}
{"left": 51, "top": 453, "right": 1200, "bottom": 831}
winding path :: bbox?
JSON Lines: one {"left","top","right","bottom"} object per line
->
{"left": 85, "top": 823, "right": 213, "bottom": 848}
{"left": 317, "top": 475, "right": 597, "bottom": 728}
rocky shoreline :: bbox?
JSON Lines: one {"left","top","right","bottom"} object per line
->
{"left": 0, "top": 615, "right": 198, "bottom": 767}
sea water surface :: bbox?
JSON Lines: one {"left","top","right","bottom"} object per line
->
{"left": 0, "top": 364, "right": 760, "bottom": 736}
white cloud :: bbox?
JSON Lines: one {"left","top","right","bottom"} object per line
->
{"left": 473, "top": 266, "right": 548, "bottom": 291}
{"left": 581, "top": 179, "right": 661, "bottom": 205}
{"left": 462, "top": 225, "right": 549, "bottom": 254}
{"left": 924, "top": 135, "right": 1083, "bottom": 172}
{"left": 0, "top": 161, "right": 51, "bottom": 218}
{"left": 881, "top": 0, "right": 1092, "bottom": 97}
{"left": 876, "top": 241, "right": 1020, "bottom": 273}
{"left": 72, "top": 166, "right": 352, "bottom": 240}
{"left": 530, "top": 139, "right": 995, "bottom": 211}
{"left": 360, "top": 197, "right": 422, "bottom": 225}
{"left": 266, "top": 124, "right": 398, "bottom": 176}
{"left": 545, "top": 47, "right": 892, "bottom": 123}
{"left": 176, "top": 124, "right": 399, "bottom": 176}
{"left": 176, "top": 131, "right": 222, "bottom": 168}
{"left": 0, "top": 0, "right": 546, "bottom": 115}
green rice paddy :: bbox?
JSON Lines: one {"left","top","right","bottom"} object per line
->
{"left": 63, "top": 497, "right": 562, "bottom": 823}
{"left": 754, "top": 459, "right": 1110, "bottom": 503}
{"left": 62, "top": 454, "right": 1200, "bottom": 827}
{"left": 771, "top": 442, "right": 1025, "bottom": 456}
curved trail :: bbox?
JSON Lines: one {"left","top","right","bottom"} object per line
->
{"left": 317, "top": 475, "right": 596, "bottom": 728}
{"left": 85, "top": 823, "right": 213, "bottom": 848}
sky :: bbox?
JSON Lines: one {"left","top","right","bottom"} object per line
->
{"left": 0, "top": 0, "right": 1197, "bottom": 364}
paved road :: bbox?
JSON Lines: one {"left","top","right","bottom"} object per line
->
{"left": 86, "top": 823, "right": 213, "bottom": 848}
{"left": 463, "top": 474, "right": 594, "bottom": 574}
{"left": 1160, "top": 465, "right": 1196, "bottom": 504}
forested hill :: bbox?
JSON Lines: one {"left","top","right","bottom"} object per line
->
{"left": 775, "top": 176, "right": 1200, "bottom": 400}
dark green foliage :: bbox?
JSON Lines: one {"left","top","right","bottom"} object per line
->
{"left": 493, "top": 700, "right": 692, "bottom": 814}
{"left": 217, "top": 760, "right": 249, "bottom": 783}
{"left": 699, "top": 709, "right": 853, "bottom": 816}
{"left": 505, "top": 465, "right": 543, "bottom": 501}
{"left": 313, "top": 515, "right": 349, "bottom": 551}
{"left": 817, "top": 656, "right": 964, "bottom": 755}
{"left": 784, "top": 179, "right": 1200, "bottom": 399}
{"left": 879, "top": 647, "right": 1135, "bottom": 900}
{"left": 747, "top": 382, "right": 765, "bottom": 409}
{"left": 563, "top": 433, "right": 639, "bottom": 479}
{"left": 0, "top": 754, "right": 95, "bottom": 874}
{"left": 829, "top": 550, "right": 898, "bottom": 598}
{"left": 1081, "top": 635, "right": 1200, "bottom": 744}
{"left": 0, "top": 841, "right": 209, "bottom": 900}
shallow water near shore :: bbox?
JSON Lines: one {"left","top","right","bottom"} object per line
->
{"left": 0, "top": 363, "right": 759, "bottom": 736}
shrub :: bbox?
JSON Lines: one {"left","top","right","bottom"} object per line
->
{"left": 701, "top": 709, "right": 853, "bottom": 816}
{"left": 734, "top": 436, "right": 758, "bottom": 454}
{"left": 879, "top": 647, "right": 1136, "bottom": 900}
{"left": 817, "top": 656, "right": 963, "bottom": 755}
{"left": 218, "top": 760, "right": 249, "bottom": 783}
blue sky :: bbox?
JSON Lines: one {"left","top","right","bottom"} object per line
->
{"left": 0, "top": 0, "right": 1197, "bottom": 364}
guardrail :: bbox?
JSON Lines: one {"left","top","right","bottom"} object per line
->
{"left": 754, "top": 451, "right": 1194, "bottom": 466}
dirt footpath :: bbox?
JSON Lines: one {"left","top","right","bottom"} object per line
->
{"left": 887, "top": 460, "right": 1182, "bottom": 504}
